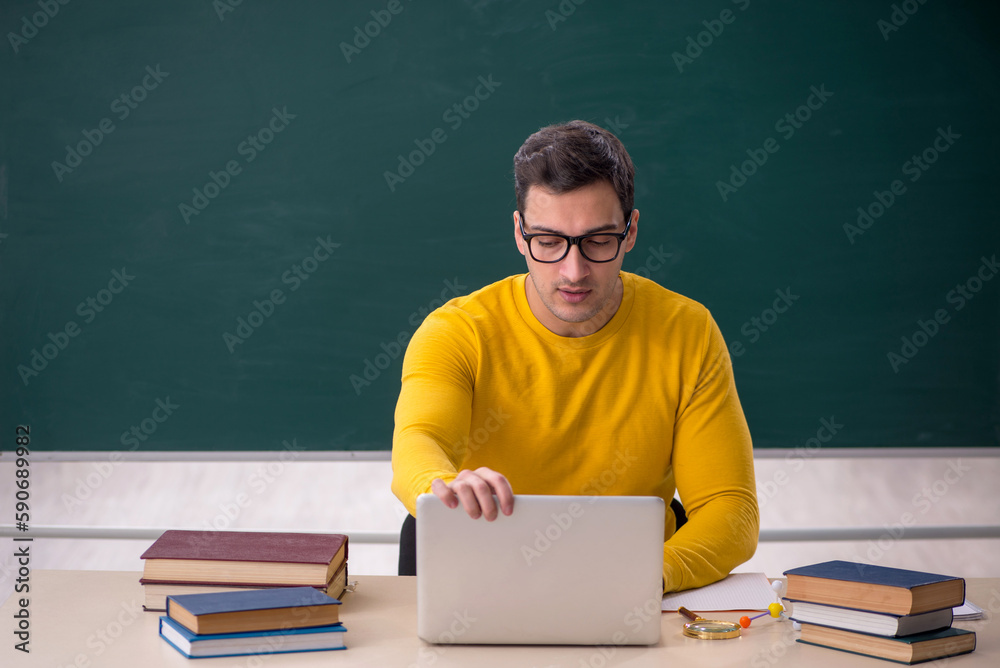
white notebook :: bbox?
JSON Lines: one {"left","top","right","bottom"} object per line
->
{"left": 661, "top": 572, "right": 777, "bottom": 611}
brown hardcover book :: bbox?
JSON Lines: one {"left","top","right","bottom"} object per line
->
{"left": 140, "top": 530, "right": 347, "bottom": 587}
{"left": 166, "top": 586, "right": 341, "bottom": 635}
{"left": 142, "top": 561, "right": 348, "bottom": 612}
{"left": 798, "top": 624, "right": 976, "bottom": 664}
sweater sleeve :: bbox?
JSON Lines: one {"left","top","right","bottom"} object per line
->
{"left": 663, "top": 310, "right": 759, "bottom": 593}
{"left": 391, "top": 308, "right": 479, "bottom": 517}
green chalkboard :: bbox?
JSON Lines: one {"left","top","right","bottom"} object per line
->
{"left": 1, "top": 0, "right": 998, "bottom": 452}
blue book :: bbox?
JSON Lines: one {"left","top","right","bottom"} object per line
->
{"left": 167, "top": 586, "right": 341, "bottom": 635}
{"left": 159, "top": 616, "right": 346, "bottom": 659}
{"left": 783, "top": 561, "right": 964, "bottom": 615}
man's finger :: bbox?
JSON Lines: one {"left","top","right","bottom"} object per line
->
{"left": 431, "top": 478, "right": 458, "bottom": 509}
{"left": 452, "top": 479, "right": 484, "bottom": 519}
{"left": 477, "top": 468, "right": 515, "bottom": 516}
{"left": 455, "top": 470, "right": 498, "bottom": 521}
{"left": 468, "top": 476, "right": 499, "bottom": 521}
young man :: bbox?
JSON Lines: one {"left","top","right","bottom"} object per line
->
{"left": 391, "top": 120, "right": 758, "bottom": 593}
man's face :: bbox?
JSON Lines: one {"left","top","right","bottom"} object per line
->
{"left": 514, "top": 180, "right": 638, "bottom": 337}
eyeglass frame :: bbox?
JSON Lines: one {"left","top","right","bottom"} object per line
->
{"left": 516, "top": 210, "right": 634, "bottom": 264}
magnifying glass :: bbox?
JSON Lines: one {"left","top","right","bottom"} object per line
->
{"left": 677, "top": 607, "right": 742, "bottom": 639}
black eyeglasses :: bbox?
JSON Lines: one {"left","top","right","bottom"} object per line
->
{"left": 518, "top": 211, "right": 633, "bottom": 263}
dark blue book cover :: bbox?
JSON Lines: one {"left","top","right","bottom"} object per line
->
{"left": 783, "top": 561, "right": 962, "bottom": 589}
{"left": 167, "top": 585, "right": 340, "bottom": 617}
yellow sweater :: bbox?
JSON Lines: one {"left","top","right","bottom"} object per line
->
{"left": 391, "top": 272, "right": 759, "bottom": 592}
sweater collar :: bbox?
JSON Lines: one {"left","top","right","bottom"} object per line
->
{"left": 512, "top": 272, "right": 635, "bottom": 349}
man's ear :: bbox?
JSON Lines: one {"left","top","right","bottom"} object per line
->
{"left": 623, "top": 209, "right": 639, "bottom": 253}
{"left": 513, "top": 211, "right": 527, "bottom": 257}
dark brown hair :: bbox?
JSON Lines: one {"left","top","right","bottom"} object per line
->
{"left": 513, "top": 120, "right": 635, "bottom": 223}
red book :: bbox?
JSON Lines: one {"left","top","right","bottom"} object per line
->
{"left": 140, "top": 530, "right": 347, "bottom": 587}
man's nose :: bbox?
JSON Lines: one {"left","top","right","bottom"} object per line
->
{"left": 560, "top": 244, "right": 590, "bottom": 283}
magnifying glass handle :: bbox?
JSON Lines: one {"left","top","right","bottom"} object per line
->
{"left": 678, "top": 607, "right": 702, "bottom": 622}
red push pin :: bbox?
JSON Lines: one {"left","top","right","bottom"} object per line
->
{"left": 739, "top": 603, "right": 783, "bottom": 628}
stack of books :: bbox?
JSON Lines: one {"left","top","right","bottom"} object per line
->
{"left": 784, "top": 560, "right": 976, "bottom": 665}
{"left": 159, "top": 586, "right": 346, "bottom": 658}
{"left": 140, "top": 530, "right": 348, "bottom": 612}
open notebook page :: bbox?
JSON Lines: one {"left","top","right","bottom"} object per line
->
{"left": 662, "top": 572, "right": 776, "bottom": 612}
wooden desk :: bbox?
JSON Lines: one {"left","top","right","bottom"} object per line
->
{"left": 3, "top": 571, "right": 997, "bottom": 667}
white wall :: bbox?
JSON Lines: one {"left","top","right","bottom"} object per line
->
{"left": 2, "top": 457, "right": 998, "bottom": 605}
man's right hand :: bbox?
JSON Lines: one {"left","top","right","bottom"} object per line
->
{"left": 431, "top": 467, "right": 514, "bottom": 521}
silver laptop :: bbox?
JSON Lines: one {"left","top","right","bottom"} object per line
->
{"left": 416, "top": 493, "right": 664, "bottom": 645}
